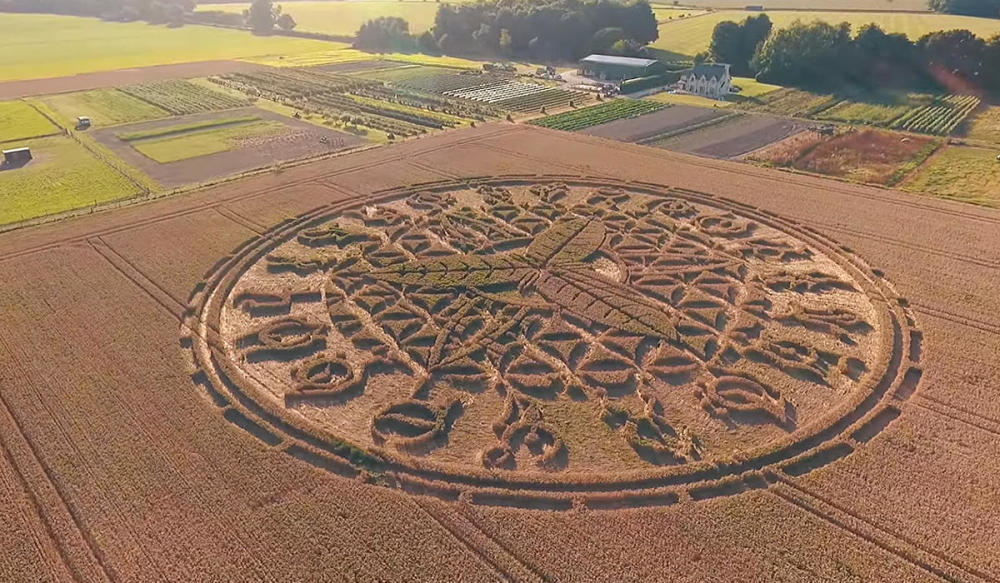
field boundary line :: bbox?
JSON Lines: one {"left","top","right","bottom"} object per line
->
{"left": 911, "top": 302, "right": 1000, "bottom": 335}
{"left": 407, "top": 159, "right": 462, "bottom": 179}
{"left": 0, "top": 400, "right": 90, "bottom": 583}
{"left": 0, "top": 126, "right": 519, "bottom": 262}
{"left": 88, "top": 238, "right": 186, "bottom": 320}
{"left": 411, "top": 497, "right": 549, "bottom": 583}
{"left": 771, "top": 476, "right": 994, "bottom": 583}
{"left": 799, "top": 220, "right": 1000, "bottom": 270}
{"left": 913, "top": 396, "right": 1000, "bottom": 438}
{"left": 456, "top": 504, "right": 556, "bottom": 583}
{"left": 214, "top": 206, "right": 266, "bottom": 234}
{"left": 0, "top": 342, "right": 117, "bottom": 583}
{"left": 532, "top": 126, "right": 1000, "bottom": 226}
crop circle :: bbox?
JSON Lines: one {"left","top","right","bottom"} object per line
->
{"left": 184, "top": 176, "right": 918, "bottom": 508}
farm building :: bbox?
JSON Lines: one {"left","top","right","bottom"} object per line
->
{"left": 578, "top": 55, "right": 667, "bottom": 82}
{"left": 677, "top": 63, "right": 733, "bottom": 99}
{"left": 2, "top": 147, "right": 32, "bottom": 166}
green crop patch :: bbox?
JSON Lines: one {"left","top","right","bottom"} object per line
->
{"left": 129, "top": 119, "right": 287, "bottom": 163}
{"left": 530, "top": 100, "right": 667, "bottom": 132}
{"left": 38, "top": 89, "right": 169, "bottom": 128}
{"left": 903, "top": 146, "right": 1000, "bottom": 206}
{"left": 0, "top": 135, "right": 142, "bottom": 225}
{"left": 0, "top": 101, "right": 59, "bottom": 143}
{"left": 117, "top": 115, "right": 262, "bottom": 142}
{"left": 119, "top": 80, "right": 250, "bottom": 116}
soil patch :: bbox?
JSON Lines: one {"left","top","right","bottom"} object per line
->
{"left": 793, "top": 129, "right": 938, "bottom": 185}
{"left": 654, "top": 114, "right": 807, "bottom": 159}
{"left": 580, "top": 105, "right": 725, "bottom": 143}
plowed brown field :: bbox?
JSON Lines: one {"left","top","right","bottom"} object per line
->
{"left": 1, "top": 124, "right": 998, "bottom": 582}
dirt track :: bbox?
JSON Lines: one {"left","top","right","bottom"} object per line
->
{"left": 0, "top": 125, "right": 998, "bottom": 582}
{"left": 655, "top": 114, "right": 808, "bottom": 158}
{"left": 0, "top": 60, "right": 263, "bottom": 99}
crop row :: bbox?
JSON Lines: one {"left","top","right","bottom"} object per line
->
{"left": 890, "top": 94, "right": 981, "bottom": 136}
{"left": 446, "top": 81, "right": 549, "bottom": 104}
{"left": 309, "top": 93, "right": 449, "bottom": 130}
{"left": 395, "top": 72, "right": 509, "bottom": 95}
{"left": 495, "top": 88, "right": 587, "bottom": 113}
{"left": 215, "top": 68, "right": 373, "bottom": 100}
{"left": 307, "top": 95, "right": 427, "bottom": 137}
{"left": 744, "top": 88, "right": 840, "bottom": 118}
{"left": 530, "top": 99, "right": 666, "bottom": 131}
{"left": 120, "top": 80, "right": 248, "bottom": 115}
{"left": 351, "top": 84, "right": 498, "bottom": 121}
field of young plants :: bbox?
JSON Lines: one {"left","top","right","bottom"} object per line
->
{"left": 0, "top": 135, "right": 141, "bottom": 224}
{"left": 119, "top": 80, "right": 250, "bottom": 116}
{"left": 37, "top": 88, "right": 169, "bottom": 128}
{"left": 530, "top": 99, "right": 666, "bottom": 131}
{"left": 0, "top": 100, "right": 58, "bottom": 143}
{"left": 890, "top": 94, "right": 981, "bottom": 136}
{"left": 903, "top": 145, "right": 1000, "bottom": 205}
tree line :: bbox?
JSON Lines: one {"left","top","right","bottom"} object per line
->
{"left": 929, "top": 0, "right": 1000, "bottom": 18}
{"left": 0, "top": 0, "right": 196, "bottom": 25}
{"left": 356, "top": 0, "right": 659, "bottom": 61}
{"left": 706, "top": 14, "right": 1000, "bottom": 96}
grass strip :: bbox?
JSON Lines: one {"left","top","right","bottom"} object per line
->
{"left": 118, "top": 115, "right": 260, "bottom": 141}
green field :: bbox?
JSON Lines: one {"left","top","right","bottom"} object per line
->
{"left": 199, "top": 1, "right": 442, "bottom": 35}
{"left": 37, "top": 89, "right": 169, "bottom": 128}
{"left": 126, "top": 118, "right": 286, "bottom": 163}
{"left": 903, "top": 146, "right": 1000, "bottom": 206}
{"left": 965, "top": 106, "right": 1000, "bottom": 145}
{"left": 0, "top": 14, "right": 337, "bottom": 82}
{"left": 0, "top": 135, "right": 142, "bottom": 224}
{"left": 0, "top": 101, "right": 59, "bottom": 143}
{"left": 652, "top": 10, "right": 1000, "bottom": 57}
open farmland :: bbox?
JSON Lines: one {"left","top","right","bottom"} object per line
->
{"left": 0, "top": 100, "right": 59, "bottom": 143}
{"left": 0, "top": 13, "right": 333, "bottom": 82}
{"left": 579, "top": 104, "right": 726, "bottom": 142}
{"left": 92, "top": 108, "right": 366, "bottom": 187}
{"left": 0, "top": 135, "right": 143, "bottom": 224}
{"left": 652, "top": 10, "right": 1000, "bottom": 57}
{"left": 36, "top": 89, "right": 169, "bottom": 128}
{"left": 0, "top": 124, "right": 998, "bottom": 582}
{"left": 652, "top": 113, "right": 806, "bottom": 158}
{"left": 791, "top": 129, "right": 939, "bottom": 185}
{"left": 530, "top": 99, "right": 666, "bottom": 131}
{"left": 903, "top": 145, "right": 1000, "bottom": 206}
{"left": 198, "top": 1, "right": 442, "bottom": 35}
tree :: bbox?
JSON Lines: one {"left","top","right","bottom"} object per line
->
{"left": 355, "top": 16, "right": 415, "bottom": 52}
{"left": 277, "top": 12, "right": 296, "bottom": 31}
{"left": 753, "top": 20, "right": 853, "bottom": 87}
{"left": 708, "top": 14, "right": 771, "bottom": 76}
{"left": 929, "top": 0, "right": 1000, "bottom": 18}
{"left": 917, "top": 28, "right": 986, "bottom": 88}
{"left": 246, "top": 0, "right": 281, "bottom": 33}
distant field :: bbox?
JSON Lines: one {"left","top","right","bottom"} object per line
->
{"left": 664, "top": 0, "right": 929, "bottom": 10}
{"left": 0, "top": 135, "right": 141, "bottom": 225}
{"left": 792, "top": 129, "right": 939, "bottom": 185}
{"left": 198, "top": 1, "right": 442, "bottom": 35}
{"left": 38, "top": 89, "right": 169, "bottom": 128}
{"left": 0, "top": 14, "right": 335, "bottom": 82}
{"left": 0, "top": 101, "right": 59, "bottom": 143}
{"left": 653, "top": 10, "right": 1000, "bottom": 56}
{"left": 903, "top": 146, "right": 1000, "bottom": 206}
